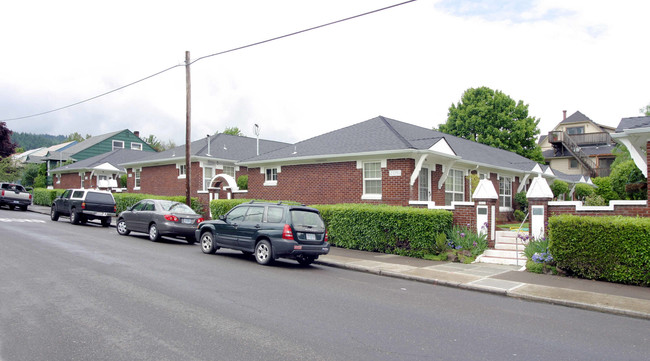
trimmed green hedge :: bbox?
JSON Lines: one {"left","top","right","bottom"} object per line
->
{"left": 549, "top": 214, "right": 650, "bottom": 286}
{"left": 32, "top": 188, "right": 65, "bottom": 206}
{"left": 313, "top": 204, "right": 453, "bottom": 257}
{"left": 31, "top": 188, "right": 203, "bottom": 215}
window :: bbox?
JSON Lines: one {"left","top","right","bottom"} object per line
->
{"left": 267, "top": 207, "right": 284, "bottom": 223}
{"left": 245, "top": 206, "right": 264, "bottom": 222}
{"left": 265, "top": 168, "right": 278, "bottom": 185}
{"left": 223, "top": 165, "right": 235, "bottom": 178}
{"left": 566, "top": 126, "right": 584, "bottom": 135}
{"left": 569, "top": 159, "right": 579, "bottom": 169}
{"left": 363, "top": 162, "right": 382, "bottom": 197}
{"left": 418, "top": 168, "right": 429, "bottom": 201}
{"left": 226, "top": 206, "right": 248, "bottom": 223}
{"left": 499, "top": 176, "right": 512, "bottom": 208}
{"left": 112, "top": 140, "right": 125, "bottom": 150}
{"left": 178, "top": 164, "right": 186, "bottom": 178}
{"left": 203, "top": 166, "right": 214, "bottom": 190}
{"left": 131, "top": 142, "right": 143, "bottom": 151}
{"left": 134, "top": 169, "right": 141, "bottom": 188}
{"left": 444, "top": 169, "right": 464, "bottom": 205}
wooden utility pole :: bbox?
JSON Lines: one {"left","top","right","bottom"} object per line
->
{"left": 185, "top": 51, "right": 192, "bottom": 206}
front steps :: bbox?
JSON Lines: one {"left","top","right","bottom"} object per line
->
{"left": 476, "top": 230, "right": 528, "bottom": 267}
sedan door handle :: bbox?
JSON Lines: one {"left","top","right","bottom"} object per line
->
{"left": 254, "top": 224, "right": 261, "bottom": 229}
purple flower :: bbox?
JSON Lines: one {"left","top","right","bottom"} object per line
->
{"left": 460, "top": 233, "right": 465, "bottom": 238}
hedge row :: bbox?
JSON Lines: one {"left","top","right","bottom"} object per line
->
{"left": 31, "top": 188, "right": 203, "bottom": 215}
{"left": 313, "top": 204, "right": 453, "bottom": 257}
{"left": 208, "top": 200, "right": 453, "bottom": 257}
{"left": 549, "top": 214, "right": 650, "bottom": 286}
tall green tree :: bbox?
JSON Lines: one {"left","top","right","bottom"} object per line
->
{"left": 65, "top": 132, "right": 91, "bottom": 142}
{"left": 0, "top": 157, "right": 21, "bottom": 182}
{"left": 438, "top": 87, "right": 544, "bottom": 162}
{"left": 0, "top": 122, "right": 17, "bottom": 158}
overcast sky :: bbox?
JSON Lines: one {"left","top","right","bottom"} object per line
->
{"left": 2, "top": 0, "right": 649, "bottom": 147}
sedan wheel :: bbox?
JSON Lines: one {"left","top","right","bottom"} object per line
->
{"left": 116, "top": 219, "right": 130, "bottom": 235}
{"left": 149, "top": 223, "right": 161, "bottom": 242}
{"left": 255, "top": 240, "right": 273, "bottom": 265}
{"left": 200, "top": 232, "right": 217, "bottom": 254}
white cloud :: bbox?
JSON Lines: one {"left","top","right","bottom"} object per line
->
{"left": 2, "top": 0, "right": 649, "bottom": 147}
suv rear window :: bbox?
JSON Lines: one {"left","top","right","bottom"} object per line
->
{"left": 85, "top": 192, "right": 114, "bottom": 203}
{"left": 290, "top": 210, "right": 325, "bottom": 230}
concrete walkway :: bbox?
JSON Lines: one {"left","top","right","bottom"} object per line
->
{"left": 26, "top": 204, "right": 650, "bottom": 320}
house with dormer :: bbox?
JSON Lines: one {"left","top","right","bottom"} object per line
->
{"left": 539, "top": 111, "right": 616, "bottom": 177}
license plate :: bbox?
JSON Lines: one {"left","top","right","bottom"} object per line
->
{"left": 306, "top": 233, "right": 316, "bottom": 240}
{"left": 99, "top": 212, "right": 107, "bottom": 216}
{"left": 13, "top": 201, "right": 19, "bottom": 204}
{"left": 182, "top": 218, "right": 193, "bottom": 224}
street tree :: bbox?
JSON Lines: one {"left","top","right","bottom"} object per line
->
{"left": 438, "top": 87, "right": 544, "bottom": 162}
{"left": 0, "top": 122, "right": 17, "bottom": 158}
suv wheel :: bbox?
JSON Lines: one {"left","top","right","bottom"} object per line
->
{"left": 116, "top": 219, "right": 130, "bottom": 235}
{"left": 200, "top": 232, "right": 218, "bottom": 254}
{"left": 50, "top": 206, "right": 59, "bottom": 221}
{"left": 255, "top": 240, "right": 273, "bottom": 265}
{"left": 149, "top": 223, "right": 161, "bottom": 242}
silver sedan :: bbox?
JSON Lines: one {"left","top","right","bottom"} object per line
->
{"left": 116, "top": 199, "right": 204, "bottom": 243}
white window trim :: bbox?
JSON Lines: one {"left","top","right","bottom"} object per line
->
{"left": 177, "top": 164, "right": 186, "bottom": 179}
{"left": 262, "top": 166, "right": 280, "bottom": 186}
{"left": 203, "top": 166, "right": 214, "bottom": 191}
{"left": 361, "top": 161, "right": 383, "bottom": 200}
{"left": 499, "top": 175, "right": 513, "bottom": 210}
{"left": 444, "top": 168, "right": 465, "bottom": 205}
{"left": 134, "top": 168, "right": 141, "bottom": 190}
{"left": 112, "top": 140, "right": 124, "bottom": 150}
{"left": 131, "top": 142, "right": 143, "bottom": 151}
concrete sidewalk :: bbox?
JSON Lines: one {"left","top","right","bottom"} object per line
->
{"left": 318, "top": 247, "right": 650, "bottom": 320}
{"left": 27, "top": 204, "right": 650, "bottom": 320}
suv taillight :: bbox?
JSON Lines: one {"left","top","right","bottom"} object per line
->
{"left": 282, "top": 224, "right": 294, "bottom": 240}
{"left": 324, "top": 230, "right": 328, "bottom": 243}
{"left": 81, "top": 202, "right": 86, "bottom": 210}
{"left": 164, "top": 215, "right": 179, "bottom": 222}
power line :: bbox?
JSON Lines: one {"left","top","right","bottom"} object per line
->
{"left": 2, "top": 0, "right": 417, "bottom": 123}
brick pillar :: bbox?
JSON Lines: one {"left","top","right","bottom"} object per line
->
{"left": 474, "top": 198, "right": 498, "bottom": 247}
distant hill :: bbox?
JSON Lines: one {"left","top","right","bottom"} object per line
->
{"left": 11, "top": 132, "right": 67, "bottom": 151}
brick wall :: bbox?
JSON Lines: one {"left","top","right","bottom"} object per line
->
{"left": 245, "top": 159, "right": 418, "bottom": 206}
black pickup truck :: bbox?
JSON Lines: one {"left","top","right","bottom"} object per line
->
{"left": 50, "top": 188, "right": 117, "bottom": 227}
{"left": 0, "top": 183, "right": 32, "bottom": 211}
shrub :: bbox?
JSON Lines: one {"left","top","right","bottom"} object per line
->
{"left": 522, "top": 235, "right": 550, "bottom": 260}
{"left": 313, "top": 204, "right": 453, "bottom": 257}
{"left": 513, "top": 209, "right": 526, "bottom": 222}
{"left": 32, "top": 188, "right": 65, "bottom": 206}
{"left": 549, "top": 214, "right": 650, "bottom": 286}
{"left": 550, "top": 180, "right": 569, "bottom": 200}
{"left": 514, "top": 191, "right": 528, "bottom": 213}
{"left": 120, "top": 174, "right": 127, "bottom": 188}
{"left": 610, "top": 160, "right": 647, "bottom": 200}
{"left": 574, "top": 183, "right": 594, "bottom": 201}
{"left": 236, "top": 175, "right": 248, "bottom": 190}
{"left": 591, "top": 177, "right": 618, "bottom": 202}
{"left": 584, "top": 194, "right": 606, "bottom": 206}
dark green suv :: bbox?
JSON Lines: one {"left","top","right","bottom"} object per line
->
{"left": 195, "top": 202, "right": 330, "bottom": 266}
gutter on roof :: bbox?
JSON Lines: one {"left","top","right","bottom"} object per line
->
{"left": 237, "top": 148, "right": 462, "bottom": 168}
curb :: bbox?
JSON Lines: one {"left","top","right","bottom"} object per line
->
{"left": 315, "top": 258, "right": 650, "bottom": 320}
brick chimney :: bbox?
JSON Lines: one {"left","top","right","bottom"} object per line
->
{"left": 563, "top": 110, "right": 567, "bottom": 120}
{"left": 134, "top": 130, "right": 140, "bottom": 138}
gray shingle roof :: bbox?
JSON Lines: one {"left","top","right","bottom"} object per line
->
{"left": 52, "top": 149, "right": 152, "bottom": 173}
{"left": 241, "top": 116, "right": 540, "bottom": 172}
{"left": 559, "top": 111, "right": 592, "bottom": 125}
{"left": 616, "top": 116, "right": 650, "bottom": 132}
{"left": 47, "top": 130, "right": 124, "bottom": 160}
{"left": 122, "top": 133, "right": 290, "bottom": 165}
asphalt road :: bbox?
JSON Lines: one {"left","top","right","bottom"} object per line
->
{"left": 1, "top": 209, "right": 649, "bottom": 361}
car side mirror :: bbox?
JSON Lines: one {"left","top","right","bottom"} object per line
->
{"left": 219, "top": 215, "right": 226, "bottom": 221}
